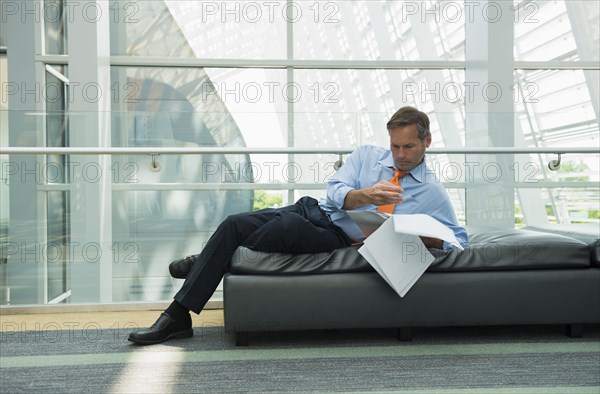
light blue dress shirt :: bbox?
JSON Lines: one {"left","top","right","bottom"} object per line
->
{"left": 318, "top": 145, "right": 469, "bottom": 250}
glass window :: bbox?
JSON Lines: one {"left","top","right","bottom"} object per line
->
{"left": 293, "top": 69, "right": 466, "bottom": 148}
{"left": 515, "top": 69, "right": 599, "bottom": 146}
{"left": 0, "top": 55, "right": 7, "bottom": 305}
{"left": 293, "top": 0, "right": 465, "bottom": 61}
{"left": 111, "top": 1, "right": 286, "bottom": 59}
{"left": 44, "top": 0, "right": 67, "bottom": 55}
{"left": 45, "top": 66, "right": 68, "bottom": 183}
{"left": 0, "top": 15, "right": 6, "bottom": 47}
{"left": 46, "top": 191, "right": 69, "bottom": 301}
{"left": 514, "top": 0, "right": 599, "bottom": 61}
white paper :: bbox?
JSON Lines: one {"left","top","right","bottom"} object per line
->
{"left": 392, "top": 214, "right": 463, "bottom": 250}
{"left": 351, "top": 211, "right": 460, "bottom": 297}
{"left": 358, "top": 219, "right": 434, "bottom": 297}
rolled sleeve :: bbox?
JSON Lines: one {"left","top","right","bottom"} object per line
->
{"left": 325, "top": 147, "right": 365, "bottom": 210}
{"left": 327, "top": 183, "right": 354, "bottom": 210}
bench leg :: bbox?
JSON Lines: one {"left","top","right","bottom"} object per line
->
{"left": 397, "top": 327, "right": 412, "bottom": 342}
{"left": 565, "top": 324, "right": 583, "bottom": 338}
{"left": 236, "top": 331, "right": 249, "bottom": 346}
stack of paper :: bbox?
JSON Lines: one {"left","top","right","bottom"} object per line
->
{"left": 347, "top": 211, "right": 463, "bottom": 297}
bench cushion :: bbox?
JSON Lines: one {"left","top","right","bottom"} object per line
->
{"left": 229, "top": 227, "right": 591, "bottom": 275}
{"left": 524, "top": 224, "right": 600, "bottom": 266}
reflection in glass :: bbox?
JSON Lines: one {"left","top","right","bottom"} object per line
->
{"left": 111, "top": 64, "right": 255, "bottom": 301}
{"left": 45, "top": 66, "right": 68, "bottom": 184}
{"left": 44, "top": 0, "right": 67, "bottom": 55}
{"left": 47, "top": 191, "right": 69, "bottom": 302}
{"left": 45, "top": 66, "right": 70, "bottom": 303}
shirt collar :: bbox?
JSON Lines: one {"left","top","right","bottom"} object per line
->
{"left": 378, "top": 151, "right": 429, "bottom": 183}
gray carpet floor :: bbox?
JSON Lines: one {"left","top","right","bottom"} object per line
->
{"left": 1, "top": 324, "right": 599, "bottom": 393}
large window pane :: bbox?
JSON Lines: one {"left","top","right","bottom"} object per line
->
{"left": 514, "top": 0, "right": 599, "bottom": 61}
{"left": 515, "top": 69, "right": 599, "bottom": 146}
{"left": 293, "top": 69, "right": 466, "bottom": 147}
{"left": 111, "top": 188, "right": 252, "bottom": 302}
{"left": 294, "top": 0, "right": 465, "bottom": 61}
{"left": 112, "top": 0, "right": 286, "bottom": 59}
{"left": 44, "top": 0, "right": 67, "bottom": 55}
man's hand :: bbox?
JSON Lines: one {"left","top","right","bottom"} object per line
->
{"left": 343, "top": 180, "right": 404, "bottom": 210}
{"left": 420, "top": 236, "right": 443, "bottom": 249}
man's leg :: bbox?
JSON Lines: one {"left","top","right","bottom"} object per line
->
{"left": 172, "top": 198, "right": 349, "bottom": 310}
{"left": 174, "top": 210, "right": 280, "bottom": 313}
{"left": 127, "top": 197, "right": 349, "bottom": 345}
{"left": 128, "top": 209, "right": 282, "bottom": 345}
{"left": 241, "top": 211, "right": 350, "bottom": 254}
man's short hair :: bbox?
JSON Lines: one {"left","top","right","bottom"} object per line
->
{"left": 387, "top": 106, "right": 431, "bottom": 140}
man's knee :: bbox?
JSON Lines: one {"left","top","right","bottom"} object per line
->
{"left": 224, "top": 210, "right": 258, "bottom": 223}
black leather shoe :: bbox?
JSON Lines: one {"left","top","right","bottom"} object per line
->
{"left": 128, "top": 312, "right": 193, "bottom": 345}
{"left": 169, "top": 255, "right": 198, "bottom": 279}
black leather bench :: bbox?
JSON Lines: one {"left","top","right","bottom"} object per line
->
{"left": 223, "top": 225, "right": 600, "bottom": 345}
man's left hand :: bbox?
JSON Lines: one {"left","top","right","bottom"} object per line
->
{"left": 419, "top": 236, "right": 443, "bottom": 249}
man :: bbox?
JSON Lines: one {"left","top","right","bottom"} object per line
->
{"left": 128, "top": 106, "right": 468, "bottom": 345}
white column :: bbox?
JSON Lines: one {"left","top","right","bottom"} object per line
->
{"left": 465, "top": 1, "right": 515, "bottom": 227}
{"left": 66, "top": 0, "right": 112, "bottom": 302}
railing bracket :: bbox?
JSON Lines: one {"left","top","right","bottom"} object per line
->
{"left": 150, "top": 154, "right": 161, "bottom": 172}
{"left": 548, "top": 153, "right": 561, "bottom": 171}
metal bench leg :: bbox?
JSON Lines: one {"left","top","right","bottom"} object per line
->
{"left": 565, "top": 324, "right": 583, "bottom": 338}
{"left": 236, "top": 331, "right": 249, "bottom": 346}
{"left": 397, "top": 327, "right": 412, "bottom": 342}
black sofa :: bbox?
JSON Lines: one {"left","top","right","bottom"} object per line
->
{"left": 223, "top": 225, "right": 600, "bottom": 345}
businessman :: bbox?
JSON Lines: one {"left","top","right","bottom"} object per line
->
{"left": 128, "top": 106, "right": 468, "bottom": 345}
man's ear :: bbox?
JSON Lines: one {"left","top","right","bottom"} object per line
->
{"left": 425, "top": 135, "right": 432, "bottom": 148}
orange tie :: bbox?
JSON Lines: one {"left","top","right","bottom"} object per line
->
{"left": 377, "top": 169, "right": 405, "bottom": 214}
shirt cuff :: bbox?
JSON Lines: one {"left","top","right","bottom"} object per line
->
{"left": 333, "top": 185, "right": 354, "bottom": 209}
{"left": 442, "top": 241, "right": 454, "bottom": 250}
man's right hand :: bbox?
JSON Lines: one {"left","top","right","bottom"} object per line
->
{"left": 343, "top": 180, "right": 404, "bottom": 210}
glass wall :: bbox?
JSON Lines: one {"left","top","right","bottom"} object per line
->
{"left": 1, "top": 0, "right": 598, "bottom": 306}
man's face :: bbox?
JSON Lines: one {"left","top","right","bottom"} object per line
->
{"left": 389, "top": 124, "right": 431, "bottom": 171}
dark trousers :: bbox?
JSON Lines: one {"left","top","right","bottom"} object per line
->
{"left": 175, "top": 197, "right": 352, "bottom": 313}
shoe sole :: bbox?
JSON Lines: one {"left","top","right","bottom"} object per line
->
{"left": 169, "top": 271, "right": 188, "bottom": 279}
{"left": 128, "top": 328, "right": 194, "bottom": 345}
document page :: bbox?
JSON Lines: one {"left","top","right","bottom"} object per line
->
{"left": 392, "top": 214, "right": 463, "bottom": 250}
{"left": 358, "top": 219, "right": 434, "bottom": 297}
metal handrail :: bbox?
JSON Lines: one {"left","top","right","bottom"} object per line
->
{"left": 1, "top": 147, "right": 599, "bottom": 155}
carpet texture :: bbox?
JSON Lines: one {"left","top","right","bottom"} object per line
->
{"left": 1, "top": 324, "right": 599, "bottom": 393}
